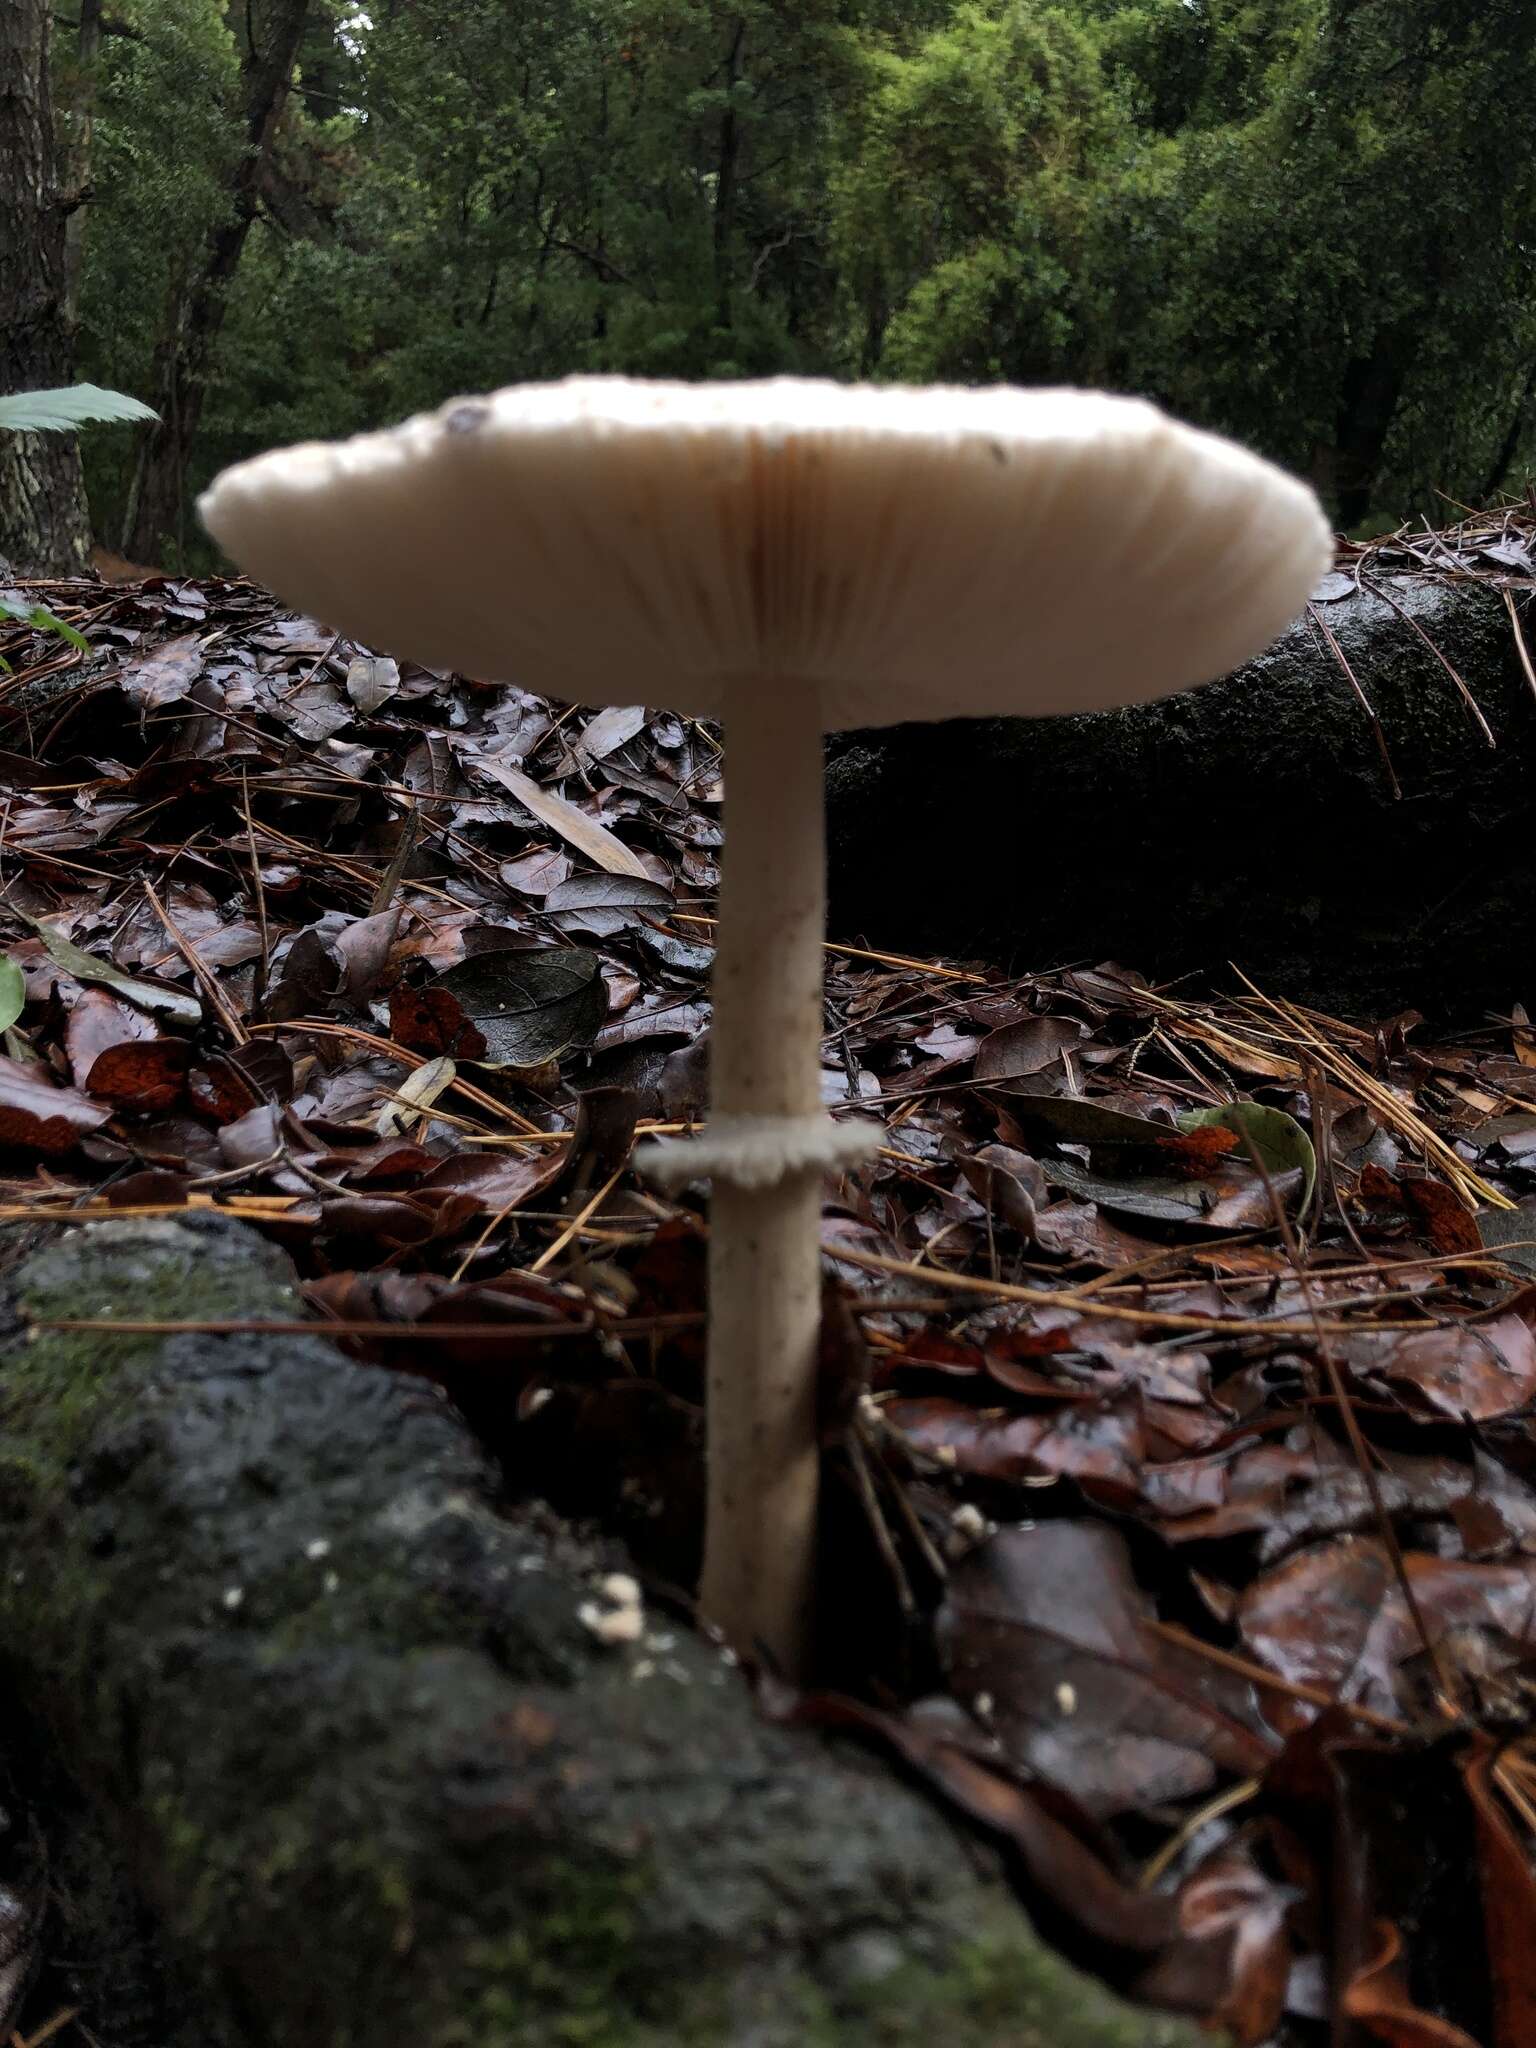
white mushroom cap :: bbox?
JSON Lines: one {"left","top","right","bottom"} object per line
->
{"left": 199, "top": 376, "right": 1331, "bottom": 731}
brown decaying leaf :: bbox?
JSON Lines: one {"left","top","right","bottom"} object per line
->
{"left": 1460, "top": 1741, "right": 1536, "bottom": 2048}
{"left": 65, "top": 986, "right": 160, "bottom": 1089}
{"left": 938, "top": 1524, "right": 1272, "bottom": 1819}
{"left": 1342, "top": 1921, "right": 1484, "bottom": 2048}
{"left": 0, "top": 1054, "right": 110, "bottom": 1152}
{"left": 1240, "top": 1539, "right": 1536, "bottom": 1722}
{"left": 5, "top": 545, "right": 1536, "bottom": 2046}
{"left": 389, "top": 984, "right": 488, "bottom": 1060}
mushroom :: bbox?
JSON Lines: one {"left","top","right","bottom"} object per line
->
{"left": 199, "top": 377, "right": 1332, "bottom": 1676}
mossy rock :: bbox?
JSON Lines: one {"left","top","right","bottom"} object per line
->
{"left": 0, "top": 1214, "right": 1208, "bottom": 2048}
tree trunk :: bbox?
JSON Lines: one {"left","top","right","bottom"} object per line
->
{"left": 61, "top": 0, "right": 103, "bottom": 330}
{"left": 1481, "top": 359, "right": 1536, "bottom": 504}
{"left": 122, "top": 0, "right": 312, "bottom": 565}
{"left": 712, "top": 20, "right": 746, "bottom": 334}
{"left": 0, "top": 0, "right": 92, "bottom": 575}
{"left": 1331, "top": 320, "right": 1416, "bottom": 529}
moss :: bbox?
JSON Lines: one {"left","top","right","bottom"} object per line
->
{"left": 815, "top": 1900, "right": 1213, "bottom": 2048}
{"left": 429, "top": 1861, "right": 667, "bottom": 2048}
{"left": 430, "top": 1876, "right": 1212, "bottom": 2048}
{"left": 0, "top": 1217, "right": 1216, "bottom": 2048}
{"left": 0, "top": 1213, "right": 302, "bottom": 1491}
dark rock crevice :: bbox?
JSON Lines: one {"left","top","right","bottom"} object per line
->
{"left": 827, "top": 579, "right": 1535, "bottom": 1020}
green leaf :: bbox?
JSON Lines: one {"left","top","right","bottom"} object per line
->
{"left": 0, "top": 383, "right": 158, "bottom": 434}
{"left": 20, "top": 917, "right": 202, "bottom": 1026}
{"left": 0, "top": 597, "right": 90, "bottom": 650}
{"left": 0, "top": 957, "right": 26, "bottom": 1034}
{"left": 428, "top": 946, "right": 607, "bottom": 1066}
{"left": 1178, "top": 1102, "right": 1316, "bottom": 1213}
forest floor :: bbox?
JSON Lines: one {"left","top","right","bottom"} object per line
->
{"left": 0, "top": 559, "right": 1533, "bottom": 2046}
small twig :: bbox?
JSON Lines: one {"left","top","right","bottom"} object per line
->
{"left": 243, "top": 1018, "right": 545, "bottom": 1134}
{"left": 1358, "top": 570, "right": 1497, "bottom": 747}
{"left": 368, "top": 803, "right": 420, "bottom": 917}
{"left": 239, "top": 763, "right": 270, "bottom": 1017}
{"left": 12, "top": 2008, "right": 83, "bottom": 2048}
{"left": 529, "top": 1164, "right": 625, "bottom": 1275}
{"left": 1145, "top": 1621, "right": 1408, "bottom": 1735}
{"left": 1138, "top": 1777, "right": 1261, "bottom": 1892}
{"left": 1503, "top": 586, "right": 1536, "bottom": 707}
{"left": 142, "top": 877, "right": 249, "bottom": 1045}
{"left": 1234, "top": 1122, "right": 1458, "bottom": 1712}
{"left": 671, "top": 912, "right": 986, "bottom": 981}
{"left": 1307, "top": 601, "right": 1402, "bottom": 798}
{"left": 1230, "top": 966, "right": 1510, "bottom": 1209}
{"left": 825, "top": 1242, "right": 1453, "bottom": 1337}
{"left": 29, "top": 1311, "right": 703, "bottom": 1341}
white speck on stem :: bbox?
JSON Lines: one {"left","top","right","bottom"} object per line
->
{"left": 579, "top": 1569, "right": 646, "bottom": 1646}
{"left": 579, "top": 1600, "right": 645, "bottom": 1645}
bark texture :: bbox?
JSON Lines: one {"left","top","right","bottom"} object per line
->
{"left": 826, "top": 579, "right": 1536, "bottom": 1022}
{"left": 0, "top": 0, "right": 92, "bottom": 574}
{"left": 0, "top": 1214, "right": 1205, "bottom": 2048}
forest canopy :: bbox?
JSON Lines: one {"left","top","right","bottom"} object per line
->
{"left": 11, "top": 0, "right": 1536, "bottom": 569}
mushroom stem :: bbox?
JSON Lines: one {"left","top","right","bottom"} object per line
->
{"left": 701, "top": 680, "right": 827, "bottom": 1676}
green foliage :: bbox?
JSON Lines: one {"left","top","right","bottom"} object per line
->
{"left": 0, "top": 959, "right": 25, "bottom": 1036}
{"left": 0, "top": 599, "right": 91, "bottom": 656}
{"left": 1179, "top": 1101, "right": 1317, "bottom": 1212}
{"left": 0, "top": 384, "right": 156, "bottom": 433}
{"left": 75, "top": 0, "right": 240, "bottom": 524}
{"left": 65, "top": 0, "right": 1536, "bottom": 555}
{"left": 828, "top": 4, "right": 1136, "bottom": 382}
{"left": 1130, "top": 0, "right": 1536, "bottom": 520}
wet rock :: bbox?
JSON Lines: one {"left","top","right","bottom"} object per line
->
{"left": 827, "top": 578, "right": 1536, "bottom": 1020}
{"left": 0, "top": 1214, "right": 1202, "bottom": 2048}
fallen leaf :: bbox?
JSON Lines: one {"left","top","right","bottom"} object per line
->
{"left": 23, "top": 918, "right": 202, "bottom": 1027}
{"left": 545, "top": 872, "right": 674, "bottom": 937}
{"left": 430, "top": 946, "right": 607, "bottom": 1065}
{"left": 1179, "top": 1101, "right": 1316, "bottom": 1213}
{"left": 938, "top": 1523, "right": 1271, "bottom": 1818}
{"left": 0, "top": 1054, "right": 110, "bottom": 1151}
{"left": 1461, "top": 1740, "right": 1536, "bottom": 2048}
{"left": 1342, "top": 1920, "right": 1483, "bottom": 2048}
{"left": 389, "top": 985, "right": 487, "bottom": 1060}
{"left": 1476, "top": 1198, "right": 1536, "bottom": 1278}
{"left": 376, "top": 1056, "right": 456, "bottom": 1136}
{"left": 1340, "top": 1312, "right": 1536, "bottom": 1422}
{"left": 1240, "top": 1539, "right": 1536, "bottom": 1720}
{"left": 119, "top": 631, "right": 204, "bottom": 707}
{"left": 85, "top": 1036, "right": 190, "bottom": 1111}
{"left": 468, "top": 750, "right": 649, "bottom": 878}
{"left": 346, "top": 652, "right": 400, "bottom": 712}
{"left": 974, "top": 1016, "right": 1086, "bottom": 1082}
{"left": 0, "top": 957, "right": 24, "bottom": 1033}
